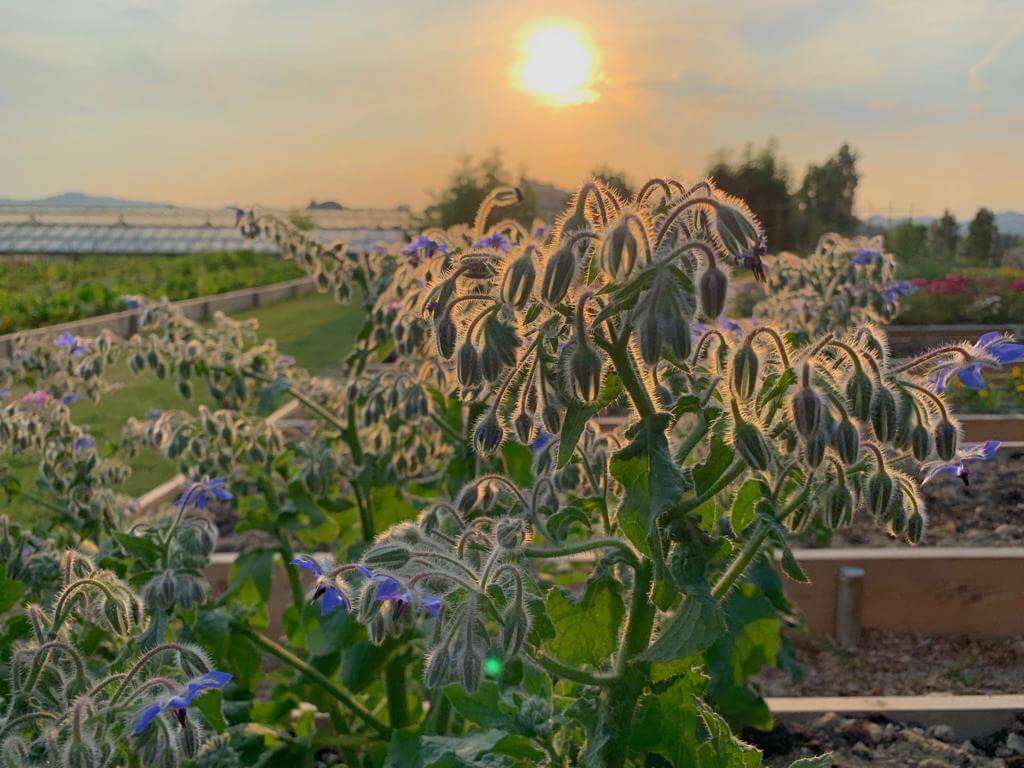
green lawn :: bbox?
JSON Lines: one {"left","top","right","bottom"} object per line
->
{"left": 3, "top": 291, "right": 364, "bottom": 521}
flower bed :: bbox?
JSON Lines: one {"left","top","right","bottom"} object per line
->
{"left": 894, "top": 270, "right": 1024, "bottom": 326}
{"left": 0, "top": 250, "right": 303, "bottom": 332}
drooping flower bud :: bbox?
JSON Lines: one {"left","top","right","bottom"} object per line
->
{"left": 473, "top": 412, "right": 504, "bottom": 455}
{"left": 459, "top": 643, "right": 482, "bottom": 692}
{"left": 730, "top": 401, "right": 770, "bottom": 471}
{"left": 500, "top": 252, "right": 537, "bottom": 309}
{"left": 570, "top": 343, "right": 603, "bottom": 403}
{"left": 698, "top": 264, "right": 728, "bottom": 319}
{"left": 541, "top": 243, "right": 577, "bottom": 304}
{"left": 362, "top": 543, "right": 411, "bottom": 570}
{"left": 731, "top": 344, "right": 759, "bottom": 400}
{"left": 911, "top": 424, "right": 932, "bottom": 461}
{"left": 495, "top": 519, "right": 527, "bottom": 550}
{"left": 638, "top": 303, "right": 662, "bottom": 366}
{"left": 500, "top": 600, "right": 530, "bottom": 656}
{"left": 846, "top": 370, "right": 873, "bottom": 421}
{"left": 906, "top": 511, "right": 925, "bottom": 544}
{"left": 541, "top": 403, "right": 562, "bottom": 434}
{"left": 434, "top": 312, "right": 457, "bottom": 360}
{"left": 457, "top": 341, "right": 482, "bottom": 388}
{"left": 934, "top": 419, "right": 958, "bottom": 461}
{"left": 803, "top": 430, "right": 825, "bottom": 468}
{"left": 867, "top": 469, "right": 893, "bottom": 519}
{"left": 791, "top": 365, "right": 822, "bottom": 438}
{"left": 869, "top": 386, "right": 897, "bottom": 443}
{"left": 514, "top": 411, "right": 534, "bottom": 444}
{"left": 424, "top": 644, "right": 451, "bottom": 689}
{"left": 833, "top": 417, "right": 860, "bottom": 465}
{"left": 824, "top": 483, "right": 852, "bottom": 530}
{"left": 455, "top": 482, "right": 480, "bottom": 514}
{"left": 599, "top": 223, "right": 639, "bottom": 279}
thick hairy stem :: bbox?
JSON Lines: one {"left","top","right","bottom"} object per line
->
{"left": 240, "top": 625, "right": 390, "bottom": 737}
{"left": 711, "top": 523, "right": 771, "bottom": 601}
{"left": 522, "top": 537, "right": 638, "bottom": 567}
{"left": 528, "top": 647, "right": 616, "bottom": 687}
{"left": 606, "top": 342, "right": 655, "bottom": 419}
{"left": 598, "top": 560, "right": 654, "bottom": 768}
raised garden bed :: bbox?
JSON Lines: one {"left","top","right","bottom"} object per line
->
{"left": 758, "top": 709, "right": 1024, "bottom": 767}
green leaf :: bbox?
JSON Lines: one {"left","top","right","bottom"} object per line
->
{"left": 0, "top": 576, "right": 23, "bottom": 613}
{"left": 195, "top": 689, "right": 227, "bottom": 734}
{"left": 557, "top": 373, "right": 623, "bottom": 468}
{"left": 693, "top": 436, "right": 735, "bottom": 497}
{"left": 695, "top": 699, "right": 762, "bottom": 767}
{"left": 442, "top": 682, "right": 516, "bottom": 731}
{"left": 544, "top": 570, "right": 624, "bottom": 667}
{"left": 778, "top": 545, "right": 809, "bottom": 584}
{"left": 630, "top": 676, "right": 702, "bottom": 767}
{"left": 788, "top": 756, "right": 833, "bottom": 767}
{"left": 610, "top": 413, "right": 688, "bottom": 553}
{"left": 384, "top": 728, "right": 542, "bottom": 768}
{"left": 547, "top": 505, "right": 593, "bottom": 540}
{"left": 756, "top": 368, "right": 797, "bottom": 412}
{"left": 501, "top": 442, "right": 534, "bottom": 487}
{"left": 224, "top": 550, "right": 274, "bottom": 606}
{"left": 639, "top": 595, "right": 726, "bottom": 663}
{"left": 113, "top": 532, "right": 163, "bottom": 563}
{"left": 729, "top": 479, "right": 766, "bottom": 536}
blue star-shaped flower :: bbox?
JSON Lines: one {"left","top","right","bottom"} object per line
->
{"left": 473, "top": 232, "right": 511, "bottom": 252}
{"left": 290, "top": 556, "right": 356, "bottom": 615}
{"left": 73, "top": 436, "right": 95, "bottom": 452}
{"left": 933, "top": 332, "right": 1024, "bottom": 392}
{"left": 133, "top": 670, "right": 232, "bottom": 735}
{"left": 55, "top": 331, "right": 88, "bottom": 357}
{"left": 922, "top": 440, "right": 1000, "bottom": 486}
{"left": 176, "top": 477, "right": 233, "bottom": 510}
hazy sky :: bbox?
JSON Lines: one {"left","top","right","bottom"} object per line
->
{"left": 2, "top": 0, "right": 1022, "bottom": 218}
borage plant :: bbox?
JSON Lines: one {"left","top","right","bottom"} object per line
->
{"left": 753, "top": 234, "right": 913, "bottom": 337}
{"left": 279, "top": 179, "right": 1008, "bottom": 766}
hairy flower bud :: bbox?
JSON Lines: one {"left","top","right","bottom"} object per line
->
{"left": 362, "top": 543, "right": 411, "bottom": 570}
{"left": 867, "top": 470, "right": 893, "bottom": 519}
{"left": 833, "top": 417, "right": 860, "bottom": 465}
{"left": 501, "top": 252, "right": 537, "bottom": 309}
{"left": 906, "top": 511, "right": 925, "bottom": 544}
{"left": 731, "top": 403, "right": 770, "bottom": 471}
{"left": 570, "top": 343, "right": 603, "bottom": 403}
{"left": 541, "top": 243, "right": 577, "bottom": 304}
{"left": 638, "top": 304, "right": 663, "bottom": 366}
{"left": 846, "top": 370, "right": 874, "bottom": 422}
{"left": 934, "top": 419, "right": 958, "bottom": 461}
{"left": 824, "top": 483, "right": 852, "bottom": 530}
{"left": 459, "top": 644, "right": 482, "bottom": 692}
{"left": 698, "top": 264, "right": 728, "bottom": 319}
{"left": 803, "top": 430, "right": 826, "bottom": 468}
{"left": 541, "top": 403, "right": 562, "bottom": 434}
{"left": 424, "top": 644, "right": 451, "bottom": 689}
{"left": 791, "top": 367, "right": 822, "bottom": 438}
{"left": 457, "top": 341, "right": 482, "bottom": 388}
{"left": 473, "top": 412, "right": 504, "bottom": 455}
{"left": 514, "top": 411, "right": 534, "bottom": 444}
{"left": 869, "top": 386, "right": 897, "bottom": 443}
{"left": 495, "top": 519, "right": 527, "bottom": 550}
{"left": 911, "top": 423, "right": 932, "bottom": 461}
{"left": 432, "top": 313, "right": 456, "bottom": 360}
{"left": 501, "top": 601, "right": 530, "bottom": 656}
{"left": 599, "top": 223, "right": 638, "bottom": 279}
{"left": 731, "top": 344, "right": 759, "bottom": 400}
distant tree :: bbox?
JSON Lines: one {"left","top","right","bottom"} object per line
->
{"left": 927, "top": 210, "right": 960, "bottom": 260}
{"left": 885, "top": 221, "right": 928, "bottom": 263}
{"left": 425, "top": 150, "right": 538, "bottom": 229}
{"left": 288, "top": 210, "right": 317, "bottom": 232}
{"left": 962, "top": 207, "right": 999, "bottom": 264}
{"left": 795, "top": 142, "right": 860, "bottom": 246}
{"left": 706, "top": 140, "right": 796, "bottom": 251}
{"left": 589, "top": 165, "right": 635, "bottom": 201}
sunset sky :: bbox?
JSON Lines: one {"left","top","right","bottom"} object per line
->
{"left": 2, "top": 0, "right": 1022, "bottom": 219}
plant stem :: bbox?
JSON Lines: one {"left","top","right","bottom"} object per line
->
{"left": 522, "top": 538, "right": 637, "bottom": 567}
{"left": 384, "top": 656, "right": 410, "bottom": 728}
{"left": 711, "top": 522, "right": 770, "bottom": 601}
{"left": 239, "top": 625, "right": 391, "bottom": 737}
{"left": 606, "top": 342, "right": 654, "bottom": 419}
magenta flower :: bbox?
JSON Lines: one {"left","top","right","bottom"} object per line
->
{"left": 20, "top": 390, "right": 51, "bottom": 409}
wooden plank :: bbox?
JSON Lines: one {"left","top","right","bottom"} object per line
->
{"left": 785, "top": 547, "right": 1024, "bottom": 638}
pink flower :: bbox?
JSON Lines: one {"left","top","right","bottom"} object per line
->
{"left": 1012, "top": 279, "right": 1024, "bottom": 293}
{"left": 20, "top": 390, "right": 51, "bottom": 409}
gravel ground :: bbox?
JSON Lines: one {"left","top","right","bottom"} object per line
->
{"left": 757, "top": 714, "right": 1024, "bottom": 767}
{"left": 756, "top": 629, "right": 1024, "bottom": 697}
{"left": 820, "top": 447, "right": 1024, "bottom": 548}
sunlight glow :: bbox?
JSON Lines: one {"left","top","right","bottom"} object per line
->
{"left": 509, "top": 20, "right": 601, "bottom": 107}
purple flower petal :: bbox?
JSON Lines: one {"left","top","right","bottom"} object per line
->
{"left": 956, "top": 365, "right": 987, "bottom": 390}
{"left": 133, "top": 703, "right": 163, "bottom": 736}
{"left": 290, "top": 556, "right": 323, "bottom": 577}
{"left": 319, "top": 587, "right": 348, "bottom": 615}
{"left": 989, "top": 342, "right": 1024, "bottom": 365}
{"left": 421, "top": 594, "right": 442, "bottom": 618}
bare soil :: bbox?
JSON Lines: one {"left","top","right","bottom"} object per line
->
{"left": 756, "top": 714, "right": 1024, "bottom": 767}
{"left": 757, "top": 629, "right": 1024, "bottom": 698}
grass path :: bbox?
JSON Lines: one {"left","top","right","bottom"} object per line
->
{"left": 3, "top": 291, "right": 363, "bottom": 521}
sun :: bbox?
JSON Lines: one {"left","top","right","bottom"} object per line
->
{"left": 509, "top": 20, "right": 601, "bottom": 107}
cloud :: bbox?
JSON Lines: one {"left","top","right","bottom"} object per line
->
{"left": 969, "top": 18, "right": 1024, "bottom": 92}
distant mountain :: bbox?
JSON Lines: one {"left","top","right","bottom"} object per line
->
{"left": 0, "top": 192, "right": 170, "bottom": 207}
{"left": 865, "top": 211, "right": 1024, "bottom": 236}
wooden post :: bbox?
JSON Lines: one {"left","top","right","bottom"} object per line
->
{"left": 835, "top": 565, "right": 864, "bottom": 650}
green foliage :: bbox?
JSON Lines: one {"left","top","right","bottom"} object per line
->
{"left": 794, "top": 142, "right": 859, "bottom": 246}
{"left": 0, "top": 251, "right": 303, "bottom": 333}
{"left": 963, "top": 207, "right": 999, "bottom": 264}
{"left": 425, "top": 151, "right": 538, "bottom": 229}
